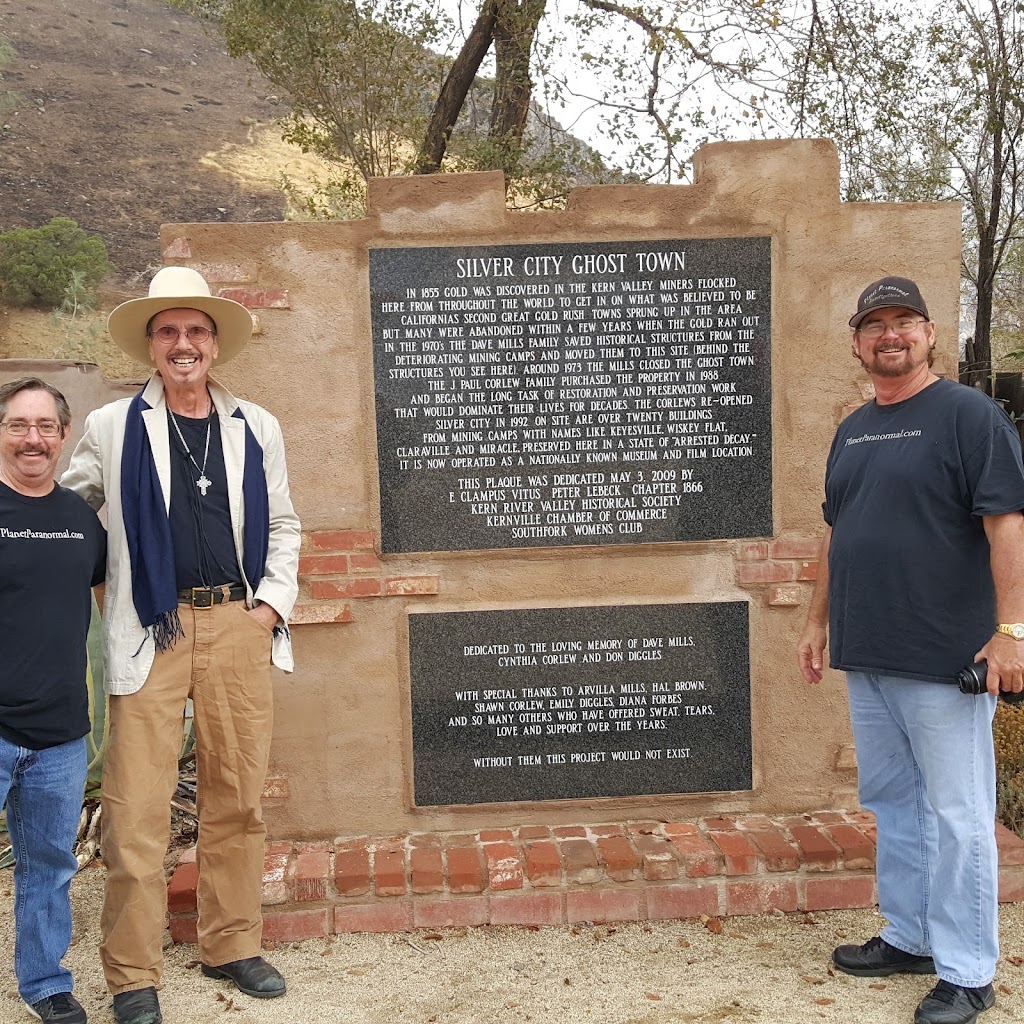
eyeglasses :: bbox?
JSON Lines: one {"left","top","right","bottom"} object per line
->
{"left": 1, "top": 420, "right": 62, "bottom": 437}
{"left": 857, "top": 317, "right": 928, "bottom": 339}
{"left": 149, "top": 325, "right": 215, "bottom": 344}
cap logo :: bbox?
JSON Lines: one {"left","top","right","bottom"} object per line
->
{"left": 865, "top": 285, "right": 910, "bottom": 304}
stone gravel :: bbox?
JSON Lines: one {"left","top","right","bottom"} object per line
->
{"left": 2, "top": 867, "right": 1024, "bottom": 1023}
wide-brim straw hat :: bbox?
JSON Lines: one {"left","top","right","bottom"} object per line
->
{"left": 107, "top": 266, "right": 253, "bottom": 365}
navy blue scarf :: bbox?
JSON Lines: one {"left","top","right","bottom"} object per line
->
{"left": 121, "top": 387, "right": 270, "bottom": 651}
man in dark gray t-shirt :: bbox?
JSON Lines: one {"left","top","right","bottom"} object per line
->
{"left": 797, "top": 277, "right": 1024, "bottom": 1024}
{"left": 0, "top": 377, "right": 105, "bottom": 1024}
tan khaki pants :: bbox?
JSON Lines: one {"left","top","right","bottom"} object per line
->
{"left": 99, "top": 599, "right": 274, "bottom": 993}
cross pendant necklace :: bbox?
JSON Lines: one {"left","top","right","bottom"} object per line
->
{"left": 169, "top": 405, "right": 213, "bottom": 496}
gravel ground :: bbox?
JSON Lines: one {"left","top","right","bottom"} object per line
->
{"left": 2, "top": 866, "right": 1024, "bottom": 1024}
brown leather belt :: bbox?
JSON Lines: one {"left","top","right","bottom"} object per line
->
{"left": 177, "top": 585, "right": 247, "bottom": 609}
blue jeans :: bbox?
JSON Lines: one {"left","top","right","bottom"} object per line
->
{"left": 0, "top": 734, "right": 87, "bottom": 1004}
{"left": 846, "top": 672, "right": 998, "bottom": 987}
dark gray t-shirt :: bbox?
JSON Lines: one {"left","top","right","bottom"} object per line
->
{"left": 824, "top": 378, "right": 1024, "bottom": 682}
{"left": 0, "top": 481, "right": 106, "bottom": 749}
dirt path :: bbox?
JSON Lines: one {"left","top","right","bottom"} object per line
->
{"left": 2, "top": 866, "right": 1023, "bottom": 1024}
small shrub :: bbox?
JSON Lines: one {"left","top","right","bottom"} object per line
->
{"left": 997, "top": 767, "right": 1024, "bottom": 841}
{"left": 51, "top": 271, "right": 107, "bottom": 362}
{"left": 0, "top": 217, "right": 112, "bottom": 308}
{"left": 995, "top": 701, "right": 1024, "bottom": 839}
{"left": 995, "top": 700, "right": 1024, "bottom": 772}
{"left": 280, "top": 168, "right": 366, "bottom": 221}
{"left": 0, "top": 36, "right": 22, "bottom": 117}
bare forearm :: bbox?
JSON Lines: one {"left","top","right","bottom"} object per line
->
{"left": 977, "top": 512, "right": 1024, "bottom": 694}
{"left": 797, "top": 528, "right": 831, "bottom": 683}
{"left": 986, "top": 512, "right": 1024, "bottom": 622}
{"left": 805, "top": 528, "right": 831, "bottom": 627}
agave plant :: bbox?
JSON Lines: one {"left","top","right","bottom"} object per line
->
{"left": 2, "top": 595, "right": 109, "bottom": 869}
{"left": 2, "top": 594, "right": 198, "bottom": 870}
{"left": 85, "top": 592, "right": 107, "bottom": 796}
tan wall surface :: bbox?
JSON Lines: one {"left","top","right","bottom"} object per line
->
{"left": 0, "top": 360, "right": 141, "bottom": 477}
{"left": 1, "top": 139, "right": 962, "bottom": 841}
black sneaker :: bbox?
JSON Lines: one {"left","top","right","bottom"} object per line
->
{"left": 915, "top": 980, "right": 995, "bottom": 1024}
{"left": 832, "top": 935, "right": 937, "bottom": 976}
{"left": 27, "top": 993, "right": 87, "bottom": 1024}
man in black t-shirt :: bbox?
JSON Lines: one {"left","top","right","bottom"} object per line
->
{"left": 0, "top": 377, "right": 105, "bottom": 1024}
{"left": 797, "top": 278, "right": 1024, "bottom": 1024}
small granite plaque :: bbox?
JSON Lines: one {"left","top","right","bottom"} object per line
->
{"left": 371, "top": 237, "right": 772, "bottom": 553}
{"left": 409, "top": 602, "right": 751, "bottom": 806}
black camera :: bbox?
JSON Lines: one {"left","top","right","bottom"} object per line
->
{"left": 956, "top": 661, "right": 1024, "bottom": 705}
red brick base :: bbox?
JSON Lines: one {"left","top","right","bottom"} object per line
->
{"left": 166, "top": 811, "right": 1024, "bottom": 942}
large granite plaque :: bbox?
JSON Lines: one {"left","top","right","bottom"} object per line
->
{"left": 409, "top": 602, "right": 751, "bottom": 806}
{"left": 371, "top": 238, "right": 772, "bottom": 553}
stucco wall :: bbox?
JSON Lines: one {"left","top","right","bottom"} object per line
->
{"left": 0, "top": 138, "right": 962, "bottom": 840}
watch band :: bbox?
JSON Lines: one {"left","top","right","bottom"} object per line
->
{"left": 997, "top": 623, "right": 1024, "bottom": 641}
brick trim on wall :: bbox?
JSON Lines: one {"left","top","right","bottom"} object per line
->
{"left": 166, "top": 812, "right": 1024, "bottom": 941}
{"left": 293, "top": 529, "right": 827, "bottom": 624}
{"left": 734, "top": 537, "right": 820, "bottom": 606}
{"left": 291, "top": 530, "right": 438, "bottom": 626}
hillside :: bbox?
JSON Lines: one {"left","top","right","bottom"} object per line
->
{"left": 0, "top": 0, "right": 285, "bottom": 278}
{"left": 0, "top": 0, "right": 611, "bottom": 372}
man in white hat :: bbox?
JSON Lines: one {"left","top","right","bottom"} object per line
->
{"left": 62, "top": 267, "right": 300, "bottom": 1024}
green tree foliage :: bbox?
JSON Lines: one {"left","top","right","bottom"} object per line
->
{"left": 789, "top": 0, "right": 1024, "bottom": 390}
{"left": 0, "top": 217, "right": 112, "bottom": 308}
{"left": 180, "top": 0, "right": 450, "bottom": 182}
{"left": 174, "top": 0, "right": 790, "bottom": 209}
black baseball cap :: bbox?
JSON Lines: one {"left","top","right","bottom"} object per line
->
{"left": 850, "top": 276, "right": 930, "bottom": 329}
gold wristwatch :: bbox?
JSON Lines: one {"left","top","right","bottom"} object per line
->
{"left": 997, "top": 623, "right": 1024, "bottom": 640}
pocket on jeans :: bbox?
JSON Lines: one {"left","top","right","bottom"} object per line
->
{"left": 236, "top": 602, "right": 275, "bottom": 637}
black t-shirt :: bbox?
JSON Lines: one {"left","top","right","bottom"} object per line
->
{"left": 0, "top": 481, "right": 106, "bottom": 749}
{"left": 168, "top": 411, "right": 241, "bottom": 589}
{"left": 824, "top": 378, "right": 1024, "bottom": 682}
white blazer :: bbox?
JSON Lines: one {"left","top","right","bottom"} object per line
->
{"left": 62, "top": 375, "right": 300, "bottom": 694}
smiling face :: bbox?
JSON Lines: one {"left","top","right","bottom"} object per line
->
{"left": 147, "top": 307, "right": 219, "bottom": 388}
{"left": 851, "top": 306, "right": 936, "bottom": 379}
{"left": 0, "top": 389, "right": 68, "bottom": 496}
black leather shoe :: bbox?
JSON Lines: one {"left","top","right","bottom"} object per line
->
{"left": 200, "top": 956, "right": 286, "bottom": 998}
{"left": 112, "top": 988, "right": 162, "bottom": 1024}
{"left": 832, "top": 935, "right": 936, "bottom": 976}
{"left": 915, "top": 980, "right": 995, "bottom": 1024}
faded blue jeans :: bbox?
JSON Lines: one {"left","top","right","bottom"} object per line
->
{"left": 846, "top": 672, "right": 998, "bottom": 988}
{"left": 0, "top": 733, "right": 87, "bottom": 1005}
